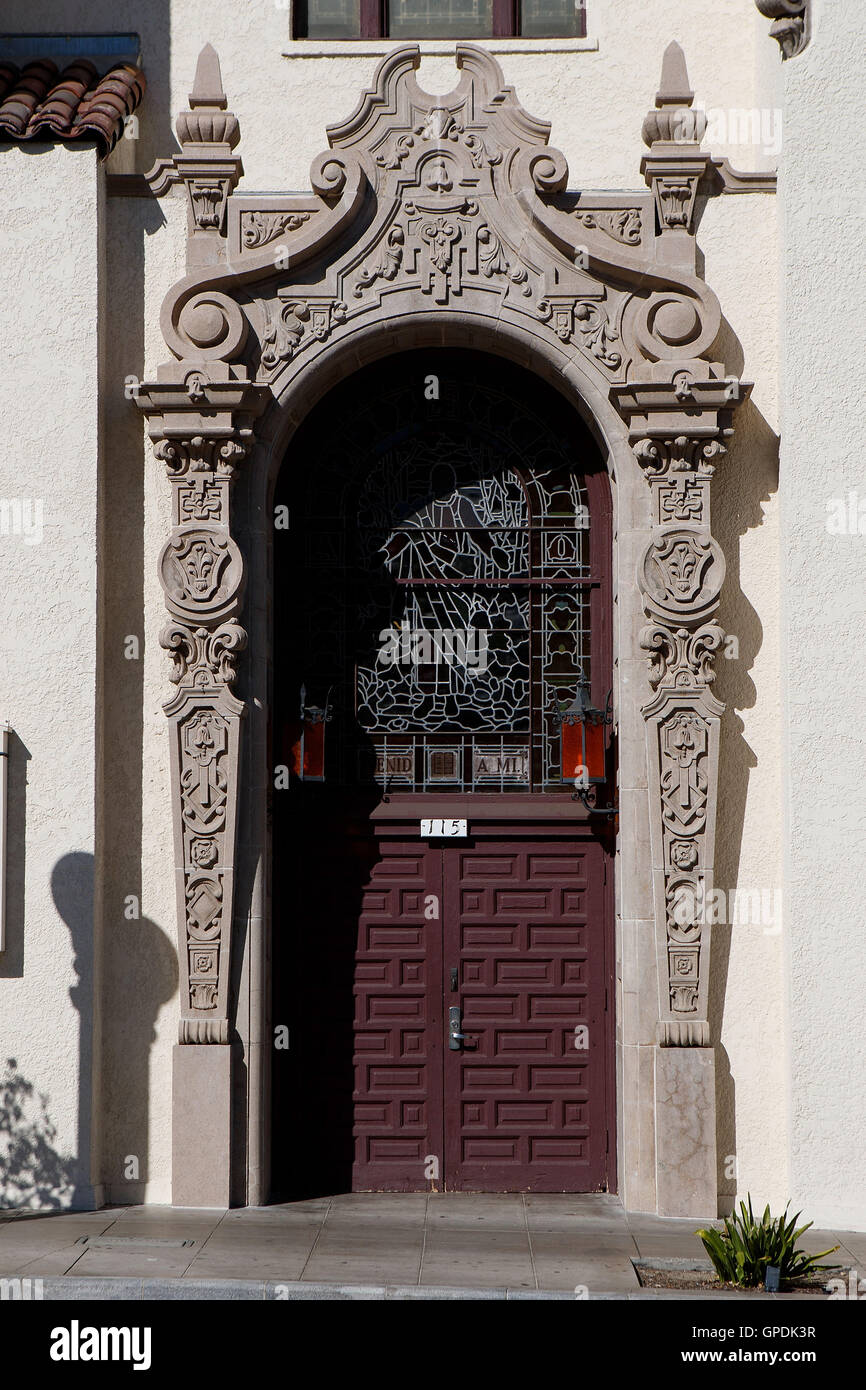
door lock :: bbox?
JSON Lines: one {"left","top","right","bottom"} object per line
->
{"left": 449, "top": 1005, "right": 469, "bottom": 1050}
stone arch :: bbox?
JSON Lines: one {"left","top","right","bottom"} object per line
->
{"left": 138, "top": 39, "right": 750, "bottom": 1214}
{"left": 258, "top": 310, "right": 632, "bottom": 487}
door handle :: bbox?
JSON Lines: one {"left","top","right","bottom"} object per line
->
{"left": 449, "top": 1005, "right": 473, "bottom": 1050}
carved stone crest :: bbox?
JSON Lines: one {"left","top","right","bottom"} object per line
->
{"left": 639, "top": 529, "right": 725, "bottom": 622}
{"left": 159, "top": 525, "right": 244, "bottom": 621}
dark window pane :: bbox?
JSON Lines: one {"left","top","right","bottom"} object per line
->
{"left": 303, "top": 0, "right": 361, "bottom": 38}
{"left": 388, "top": 0, "right": 494, "bottom": 39}
{"left": 520, "top": 0, "right": 586, "bottom": 39}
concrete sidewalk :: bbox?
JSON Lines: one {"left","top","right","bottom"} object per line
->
{"left": 0, "top": 1194, "right": 860, "bottom": 1299}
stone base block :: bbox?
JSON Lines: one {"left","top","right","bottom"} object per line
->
{"left": 172, "top": 1043, "right": 232, "bottom": 1207}
{"left": 654, "top": 1045, "right": 717, "bottom": 1219}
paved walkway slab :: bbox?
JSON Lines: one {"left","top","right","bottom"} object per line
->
{"left": 0, "top": 1194, "right": 859, "bottom": 1297}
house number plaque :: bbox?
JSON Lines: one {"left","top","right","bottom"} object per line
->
{"left": 420, "top": 818, "right": 468, "bottom": 838}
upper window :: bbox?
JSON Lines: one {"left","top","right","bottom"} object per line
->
{"left": 294, "top": 1, "right": 587, "bottom": 40}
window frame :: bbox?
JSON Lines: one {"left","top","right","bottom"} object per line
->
{"left": 292, "top": 1, "right": 587, "bottom": 41}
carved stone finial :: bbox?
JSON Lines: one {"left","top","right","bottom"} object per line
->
{"left": 189, "top": 42, "right": 228, "bottom": 109}
{"left": 176, "top": 44, "right": 239, "bottom": 150}
{"left": 755, "top": 1, "right": 810, "bottom": 61}
{"left": 640, "top": 42, "right": 710, "bottom": 246}
{"left": 642, "top": 42, "right": 706, "bottom": 147}
{"left": 145, "top": 44, "right": 244, "bottom": 262}
{"left": 658, "top": 40, "right": 694, "bottom": 106}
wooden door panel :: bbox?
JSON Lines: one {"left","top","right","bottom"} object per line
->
{"left": 352, "top": 840, "right": 444, "bottom": 1190}
{"left": 443, "top": 837, "right": 608, "bottom": 1191}
{"left": 321, "top": 828, "right": 610, "bottom": 1195}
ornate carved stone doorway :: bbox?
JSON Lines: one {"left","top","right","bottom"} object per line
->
{"left": 270, "top": 348, "right": 615, "bottom": 1196}
{"left": 137, "top": 40, "right": 749, "bottom": 1215}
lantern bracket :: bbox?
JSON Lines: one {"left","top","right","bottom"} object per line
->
{"left": 572, "top": 784, "right": 619, "bottom": 816}
{"left": 300, "top": 683, "right": 334, "bottom": 725}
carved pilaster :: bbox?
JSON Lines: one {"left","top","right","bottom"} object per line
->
{"left": 613, "top": 384, "right": 749, "bottom": 1048}
{"left": 639, "top": 432, "right": 724, "bottom": 1047}
{"left": 138, "top": 371, "right": 268, "bottom": 1044}
{"left": 755, "top": 1, "right": 810, "bottom": 60}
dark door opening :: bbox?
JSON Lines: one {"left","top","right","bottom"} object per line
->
{"left": 270, "top": 349, "right": 614, "bottom": 1198}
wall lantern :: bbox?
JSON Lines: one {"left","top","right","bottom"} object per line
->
{"left": 557, "top": 676, "right": 616, "bottom": 814}
{"left": 290, "top": 685, "right": 333, "bottom": 782}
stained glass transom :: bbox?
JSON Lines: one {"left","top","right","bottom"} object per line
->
{"left": 279, "top": 357, "right": 604, "bottom": 792}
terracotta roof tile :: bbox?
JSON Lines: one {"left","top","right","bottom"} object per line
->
{"left": 0, "top": 57, "right": 145, "bottom": 156}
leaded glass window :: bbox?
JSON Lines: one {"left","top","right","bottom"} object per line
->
{"left": 276, "top": 351, "right": 609, "bottom": 793}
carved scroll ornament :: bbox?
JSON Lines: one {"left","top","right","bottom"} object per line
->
{"left": 755, "top": 1, "right": 810, "bottom": 60}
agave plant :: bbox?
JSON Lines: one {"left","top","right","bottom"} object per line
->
{"left": 696, "top": 1195, "right": 839, "bottom": 1289}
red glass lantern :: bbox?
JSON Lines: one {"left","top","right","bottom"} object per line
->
{"left": 557, "top": 676, "right": 613, "bottom": 808}
{"left": 289, "top": 685, "right": 333, "bottom": 782}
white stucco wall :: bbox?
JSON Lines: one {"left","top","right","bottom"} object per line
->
{"left": 2, "top": 0, "right": 804, "bottom": 1217}
{"left": 0, "top": 145, "right": 103, "bottom": 1208}
{"left": 778, "top": 0, "right": 866, "bottom": 1231}
{"left": 99, "top": 189, "right": 185, "bottom": 1206}
{"left": 700, "top": 190, "right": 786, "bottom": 1214}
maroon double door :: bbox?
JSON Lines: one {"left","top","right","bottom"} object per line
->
{"left": 351, "top": 822, "right": 612, "bottom": 1192}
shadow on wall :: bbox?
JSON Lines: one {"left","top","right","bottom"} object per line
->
{"left": 709, "top": 327, "right": 781, "bottom": 1211}
{"left": 50, "top": 852, "right": 97, "bottom": 1207}
{"left": 51, "top": 852, "right": 177, "bottom": 1208}
{"left": 0, "top": 1058, "right": 75, "bottom": 1209}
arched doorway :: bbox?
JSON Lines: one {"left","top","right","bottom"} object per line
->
{"left": 138, "top": 39, "right": 749, "bottom": 1215}
{"left": 271, "top": 348, "right": 615, "bottom": 1197}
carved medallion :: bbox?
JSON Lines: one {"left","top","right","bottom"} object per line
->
{"left": 639, "top": 528, "right": 724, "bottom": 622}
{"left": 159, "top": 525, "right": 244, "bottom": 621}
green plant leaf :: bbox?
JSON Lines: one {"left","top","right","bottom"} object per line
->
{"left": 707, "top": 1195, "right": 832, "bottom": 1290}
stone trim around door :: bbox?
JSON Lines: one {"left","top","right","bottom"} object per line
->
{"left": 137, "top": 40, "right": 750, "bottom": 1215}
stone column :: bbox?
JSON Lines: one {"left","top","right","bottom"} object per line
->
{"left": 612, "top": 395, "right": 738, "bottom": 1216}
{"left": 137, "top": 375, "right": 266, "bottom": 1206}
{"left": 612, "top": 44, "right": 751, "bottom": 1216}
{"left": 137, "top": 45, "right": 267, "bottom": 1208}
